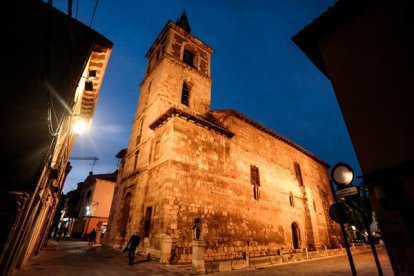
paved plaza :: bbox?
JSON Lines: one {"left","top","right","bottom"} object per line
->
{"left": 14, "top": 239, "right": 393, "bottom": 275}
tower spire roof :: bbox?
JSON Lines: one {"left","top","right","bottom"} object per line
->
{"left": 176, "top": 10, "right": 191, "bottom": 33}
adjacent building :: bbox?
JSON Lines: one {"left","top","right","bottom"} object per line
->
{"left": 105, "top": 12, "right": 340, "bottom": 264}
{"left": 0, "top": 1, "right": 112, "bottom": 274}
{"left": 293, "top": 0, "right": 414, "bottom": 274}
{"left": 69, "top": 172, "right": 117, "bottom": 243}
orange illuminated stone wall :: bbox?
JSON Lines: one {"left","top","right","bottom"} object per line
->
{"left": 104, "top": 19, "right": 340, "bottom": 263}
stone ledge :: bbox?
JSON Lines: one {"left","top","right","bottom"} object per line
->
{"left": 204, "top": 245, "right": 379, "bottom": 274}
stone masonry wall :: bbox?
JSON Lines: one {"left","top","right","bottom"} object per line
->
{"left": 136, "top": 115, "right": 340, "bottom": 263}
{"left": 105, "top": 19, "right": 341, "bottom": 264}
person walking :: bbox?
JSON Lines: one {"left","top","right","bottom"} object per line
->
{"left": 88, "top": 228, "right": 97, "bottom": 247}
{"left": 124, "top": 232, "right": 140, "bottom": 265}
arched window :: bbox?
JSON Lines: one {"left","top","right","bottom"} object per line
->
{"left": 183, "top": 49, "right": 194, "bottom": 67}
{"left": 181, "top": 82, "right": 190, "bottom": 106}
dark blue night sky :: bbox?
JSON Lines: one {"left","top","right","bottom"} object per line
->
{"left": 55, "top": 0, "right": 361, "bottom": 193}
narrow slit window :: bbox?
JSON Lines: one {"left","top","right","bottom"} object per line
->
{"left": 250, "top": 165, "right": 260, "bottom": 200}
{"left": 136, "top": 119, "right": 144, "bottom": 146}
{"left": 294, "top": 162, "right": 304, "bottom": 186}
{"left": 181, "top": 82, "right": 190, "bottom": 106}
{"left": 134, "top": 150, "right": 139, "bottom": 170}
{"left": 289, "top": 192, "right": 295, "bottom": 207}
{"left": 154, "top": 140, "right": 161, "bottom": 161}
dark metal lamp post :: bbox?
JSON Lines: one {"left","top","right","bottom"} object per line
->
{"left": 330, "top": 162, "right": 357, "bottom": 276}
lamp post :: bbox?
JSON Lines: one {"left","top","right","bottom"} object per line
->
{"left": 359, "top": 186, "right": 384, "bottom": 276}
{"left": 330, "top": 162, "right": 357, "bottom": 276}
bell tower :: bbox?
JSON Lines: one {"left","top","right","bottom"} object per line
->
{"left": 123, "top": 12, "right": 214, "bottom": 175}
{"left": 137, "top": 11, "right": 213, "bottom": 117}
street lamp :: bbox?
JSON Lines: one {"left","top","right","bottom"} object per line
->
{"left": 85, "top": 206, "right": 91, "bottom": 216}
{"left": 330, "top": 162, "right": 384, "bottom": 276}
{"left": 71, "top": 113, "right": 90, "bottom": 135}
{"left": 331, "top": 162, "right": 354, "bottom": 187}
{"left": 330, "top": 162, "right": 357, "bottom": 276}
{"left": 72, "top": 118, "right": 88, "bottom": 134}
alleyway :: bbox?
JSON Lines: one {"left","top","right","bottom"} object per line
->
{"left": 14, "top": 239, "right": 393, "bottom": 275}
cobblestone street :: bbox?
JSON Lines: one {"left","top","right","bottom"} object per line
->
{"left": 14, "top": 239, "right": 393, "bottom": 275}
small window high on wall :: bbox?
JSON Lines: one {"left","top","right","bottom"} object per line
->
{"left": 134, "top": 150, "right": 139, "bottom": 170}
{"left": 181, "top": 82, "right": 190, "bottom": 106}
{"left": 250, "top": 165, "right": 260, "bottom": 200}
{"left": 183, "top": 49, "right": 194, "bottom": 67}
{"left": 294, "top": 162, "right": 304, "bottom": 186}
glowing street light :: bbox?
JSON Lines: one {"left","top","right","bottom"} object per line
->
{"left": 329, "top": 162, "right": 357, "bottom": 276}
{"left": 331, "top": 162, "right": 354, "bottom": 187}
{"left": 72, "top": 118, "right": 89, "bottom": 135}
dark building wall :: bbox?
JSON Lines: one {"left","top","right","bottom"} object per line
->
{"left": 317, "top": 1, "right": 414, "bottom": 173}
{"left": 0, "top": 2, "right": 112, "bottom": 274}
{"left": 293, "top": 1, "right": 414, "bottom": 274}
{"left": 2, "top": 1, "right": 109, "bottom": 193}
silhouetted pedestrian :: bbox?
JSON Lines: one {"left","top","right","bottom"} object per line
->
{"left": 124, "top": 232, "right": 140, "bottom": 265}
{"left": 88, "top": 229, "right": 97, "bottom": 246}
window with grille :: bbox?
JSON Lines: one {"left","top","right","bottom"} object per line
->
{"left": 183, "top": 49, "right": 194, "bottom": 67}
{"left": 181, "top": 82, "right": 190, "bottom": 106}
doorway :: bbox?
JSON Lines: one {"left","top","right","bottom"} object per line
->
{"left": 119, "top": 193, "right": 131, "bottom": 242}
{"left": 143, "top": 206, "right": 152, "bottom": 238}
{"left": 292, "top": 222, "right": 300, "bottom": 249}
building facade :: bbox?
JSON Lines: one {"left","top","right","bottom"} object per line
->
{"left": 105, "top": 13, "right": 339, "bottom": 263}
{"left": 69, "top": 172, "right": 117, "bottom": 243}
{"left": 293, "top": 1, "right": 414, "bottom": 274}
{"left": 0, "top": 2, "right": 112, "bottom": 275}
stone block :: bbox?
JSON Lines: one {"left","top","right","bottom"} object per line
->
{"left": 231, "top": 259, "right": 248, "bottom": 270}
{"left": 159, "top": 235, "right": 172, "bottom": 264}
{"left": 219, "top": 260, "right": 231, "bottom": 272}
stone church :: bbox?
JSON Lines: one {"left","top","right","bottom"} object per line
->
{"left": 105, "top": 12, "right": 340, "bottom": 264}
